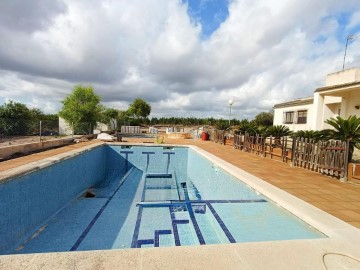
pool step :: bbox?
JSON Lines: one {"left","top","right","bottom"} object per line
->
{"left": 146, "top": 173, "right": 172, "bottom": 178}
{"left": 136, "top": 229, "right": 173, "bottom": 248}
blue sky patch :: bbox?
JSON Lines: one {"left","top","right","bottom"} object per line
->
{"left": 336, "top": 12, "right": 352, "bottom": 42}
{"left": 183, "top": 0, "right": 230, "bottom": 38}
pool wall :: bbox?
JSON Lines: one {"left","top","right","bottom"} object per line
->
{"left": 0, "top": 145, "right": 189, "bottom": 254}
{"left": 0, "top": 146, "right": 106, "bottom": 254}
{"left": 105, "top": 145, "right": 188, "bottom": 180}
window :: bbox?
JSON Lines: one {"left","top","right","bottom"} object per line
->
{"left": 284, "top": 111, "right": 294, "bottom": 124}
{"left": 297, "top": 110, "right": 307, "bottom": 124}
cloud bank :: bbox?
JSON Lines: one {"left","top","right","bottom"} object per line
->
{"left": 0, "top": 0, "right": 360, "bottom": 119}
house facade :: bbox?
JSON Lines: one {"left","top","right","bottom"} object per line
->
{"left": 273, "top": 97, "right": 313, "bottom": 132}
{"left": 273, "top": 68, "right": 360, "bottom": 131}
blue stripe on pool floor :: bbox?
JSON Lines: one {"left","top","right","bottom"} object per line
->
{"left": 70, "top": 168, "right": 135, "bottom": 251}
{"left": 206, "top": 202, "right": 236, "bottom": 243}
{"left": 154, "top": 230, "right": 172, "bottom": 247}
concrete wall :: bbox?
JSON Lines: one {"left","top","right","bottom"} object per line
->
{"left": 273, "top": 103, "right": 313, "bottom": 131}
{"left": 0, "top": 138, "right": 74, "bottom": 160}
{"left": 325, "top": 68, "right": 360, "bottom": 86}
{"left": 59, "top": 117, "right": 73, "bottom": 136}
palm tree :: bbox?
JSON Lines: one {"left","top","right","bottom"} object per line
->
{"left": 267, "top": 125, "right": 292, "bottom": 137}
{"left": 293, "top": 130, "right": 328, "bottom": 142}
{"left": 215, "top": 120, "right": 231, "bottom": 131}
{"left": 325, "top": 115, "right": 360, "bottom": 161}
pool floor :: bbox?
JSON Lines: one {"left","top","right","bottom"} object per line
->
{"left": 11, "top": 166, "right": 323, "bottom": 255}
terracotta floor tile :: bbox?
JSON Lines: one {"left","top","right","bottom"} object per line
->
{"left": 302, "top": 194, "right": 329, "bottom": 202}
{"left": 326, "top": 210, "right": 353, "bottom": 222}
{"left": 284, "top": 189, "right": 314, "bottom": 195}
{"left": 339, "top": 210, "right": 360, "bottom": 220}
{"left": 348, "top": 222, "right": 360, "bottom": 229}
{"left": 316, "top": 202, "right": 341, "bottom": 211}
{"left": 351, "top": 202, "right": 360, "bottom": 208}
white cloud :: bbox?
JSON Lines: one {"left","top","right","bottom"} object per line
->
{"left": 0, "top": 0, "right": 360, "bottom": 119}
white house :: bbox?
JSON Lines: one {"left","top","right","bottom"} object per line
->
{"left": 274, "top": 68, "right": 360, "bottom": 131}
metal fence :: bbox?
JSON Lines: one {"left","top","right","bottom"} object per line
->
{"left": 0, "top": 118, "right": 60, "bottom": 143}
{"left": 72, "top": 122, "right": 95, "bottom": 136}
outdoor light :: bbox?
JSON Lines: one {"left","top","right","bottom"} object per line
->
{"left": 228, "top": 99, "right": 234, "bottom": 125}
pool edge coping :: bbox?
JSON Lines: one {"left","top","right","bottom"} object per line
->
{"left": 0, "top": 142, "right": 105, "bottom": 184}
{"left": 1, "top": 142, "right": 360, "bottom": 248}
{"left": 1, "top": 142, "right": 360, "bottom": 269}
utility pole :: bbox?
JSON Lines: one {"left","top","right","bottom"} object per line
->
{"left": 228, "top": 99, "right": 233, "bottom": 125}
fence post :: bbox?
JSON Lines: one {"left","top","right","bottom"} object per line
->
{"left": 39, "top": 120, "right": 42, "bottom": 142}
{"left": 340, "top": 139, "right": 350, "bottom": 182}
{"left": 72, "top": 122, "right": 74, "bottom": 137}
{"left": 291, "top": 137, "right": 296, "bottom": 167}
{"left": 261, "top": 136, "right": 266, "bottom": 157}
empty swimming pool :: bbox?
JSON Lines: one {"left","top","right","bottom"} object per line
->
{"left": 0, "top": 144, "right": 325, "bottom": 255}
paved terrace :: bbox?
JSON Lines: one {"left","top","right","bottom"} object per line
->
{"left": 1, "top": 138, "right": 360, "bottom": 229}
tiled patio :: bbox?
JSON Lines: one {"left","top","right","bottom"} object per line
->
{"left": 1, "top": 138, "right": 360, "bottom": 229}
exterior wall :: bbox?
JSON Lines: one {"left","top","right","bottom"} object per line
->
{"left": 325, "top": 68, "right": 360, "bottom": 86}
{"left": 94, "top": 122, "right": 109, "bottom": 134}
{"left": 312, "top": 93, "right": 324, "bottom": 130}
{"left": 273, "top": 103, "right": 313, "bottom": 131}
{"left": 314, "top": 90, "right": 360, "bottom": 129}
{"left": 59, "top": 117, "right": 73, "bottom": 136}
{"left": 322, "top": 97, "right": 342, "bottom": 128}
{"left": 345, "top": 90, "right": 360, "bottom": 118}
{"left": 324, "top": 96, "right": 342, "bottom": 104}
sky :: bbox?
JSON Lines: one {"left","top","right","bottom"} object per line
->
{"left": 1, "top": 0, "right": 360, "bottom": 120}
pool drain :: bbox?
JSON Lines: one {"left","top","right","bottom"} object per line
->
{"left": 84, "top": 191, "right": 95, "bottom": 198}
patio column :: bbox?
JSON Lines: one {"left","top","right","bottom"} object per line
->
{"left": 312, "top": 92, "right": 325, "bottom": 130}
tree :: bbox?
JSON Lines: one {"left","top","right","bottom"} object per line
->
{"left": 0, "top": 100, "right": 31, "bottom": 119}
{"left": 215, "top": 120, "right": 230, "bottom": 131}
{"left": 325, "top": 115, "right": 360, "bottom": 161}
{"left": 252, "top": 112, "right": 273, "bottom": 127}
{"left": 101, "top": 108, "right": 119, "bottom": 130}
{"left": 127, "top": 98, "right": 151, "bottom": 122}
{"left": 236, "top": 119, "right": 251, "bottom": 134}
{"left": 0, "top": 100, "right": 32, "bottom": 135}
{"left": 117, "top": 110, "right": 131, "bottom": 126}
{"left": 267, "top": 125, "right": 292, "bottom": 137}
{"left": 59, "top": 85, "right": 103, "bottom": 134}
{"left": 293, "top": 130, "right": 327, "bottom": 142}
